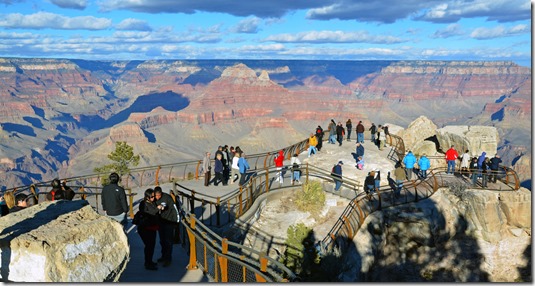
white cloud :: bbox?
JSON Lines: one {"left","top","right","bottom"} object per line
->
{"left": 116, "top": 18, "right": 152, "bottom": 31}
{"left": 0, "top": 12, "right": 112, "bottom": 30}
{"left": 419, "top": 0, "right": 530, "bottom": 23}
{"left": 431, "top": 23, "right": 464, "bottom": 38}
{"left": 231, "top": 17, "right": 261, "bottom": 33}
{"left": 50, "top": 0, "right": 87, "bottom": 10}
{"left": 265, "top": 30, "right": 406, "bottom": 44}
{"left": 470, "top": 24, "right": 529, "bottom": 40}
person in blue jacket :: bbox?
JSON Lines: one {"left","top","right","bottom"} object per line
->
{"left": 238, "top": 151, "right": 250, "bottom": 186}
{"left": 355, "top": 142, "right": 365, "bottom": 159}
{"left": 418, "top": 153, "right": 431, "bottom": 179}
{"left": 402, "top": 151, "right": 417, "bottom": 180}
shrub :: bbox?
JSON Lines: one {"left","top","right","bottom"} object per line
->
{"left": 280, "top": 223, "right": 319, "bottom": 278}
{"left": 295, "top": 180, "right": 326, "bottom": 216}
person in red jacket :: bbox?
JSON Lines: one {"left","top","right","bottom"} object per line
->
{"left": 445, "top": 145, "right": 459, "bottom": 175}
{"left": 274, "top": 150, "right": 285, "bottom": 184}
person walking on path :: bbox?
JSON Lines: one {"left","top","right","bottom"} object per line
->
{"left": 332, "top": 161, "right": 343, "bottom": 192}
{"left": 230, "top": 151, "right": 241, "bottom": 184}
{"left": 137, "top": 188, "right": 160, "bottom": 271}
{"left": 290, "top": 153, "right": 302, "bottom": 184}
{"left": 418, "top": 153, "right": 431, "bottom": 179}
{"left": 445, "top": 145, "right": 459, "bottom": 175}
{"left": 274, "top": 150, "right": 285, "bottom": 184}
{"left": 356, "top": 121, "right": 365, "bottom": 143}
{"left": 154, "top": 186, "right": 180, "bottom": 268}
{"left": 364, "top": 171, "right": 376, "bottom": 195}
{"left": 213, "top": 153, "right": 224, "bottom": 186}
{"left": 460, "top": 149, "right": 470, "bottom": 176}
{"left": 201, "top": 152, "right": 212, "bottom": 186}
{"left": 402, "top": 151, "right": 417, "bottom": 180}
{"left": 345, "top": 119, "right": 353, "bottom": 141}
{"left": 489, "top": 154, "right": 502, "bottom": 183}
{"left": 308, "top": 133, "right": 318, "bottom": 157}
{"left": 369, "top": 123, "right": 377, "bottom": 144}
{"left": 102, "top": 172, "right": 128, "bottom": 231}
{"left": 238, "top": 151, "right": 250, "bottom": 186}
{"left": 328, "top": 119, "right": 337, "bottom": 144}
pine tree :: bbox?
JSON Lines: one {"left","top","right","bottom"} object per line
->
{"left": 94, "top": 141, "right": 140, "bottom": 182}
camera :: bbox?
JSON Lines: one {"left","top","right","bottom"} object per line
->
{"left": 160, "top": 202, "right": 166, "bottom": 208}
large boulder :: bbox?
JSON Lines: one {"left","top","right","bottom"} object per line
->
{"left": 397, "top": 116, "right": 438, "bottom": 151}
{"left": 436, "top": 126, "right": 499, "bottom": 157}
{"left": 0, "top": 200, "right": 129, "bottom": 282}
{"left": 341, "top": 187, "right": 531, "bottom": 282}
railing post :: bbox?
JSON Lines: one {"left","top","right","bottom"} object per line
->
{"left": 155, "top": 166, "right": 161, "bottom": 186}
{"left": 187, "top": 214, "right": 198, "bottom": 270}
{"left": 219, "top": 238, "right": 229, "bottom": 282}
{"left": 128, "top": 188, "right": 134, "bottom": 218}
{"left": 255, "top": 254, "right": 268, "bottom": 282}
{"left": 216, "top": 198, "right": 221, "bottom": 227}
{"left": 238, "top": 188, "right": 243, "bottom": 216}
{"left": 189, "top": 191, "right": 196, "bottom": 214}
{"left": 195, "top": 161, "right": 201, "bottom": 180}
{"left": 265, "top": 169, "right": 269, "bottom": 193}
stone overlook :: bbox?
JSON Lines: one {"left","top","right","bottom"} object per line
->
{"left": 0, "top": 58, "right": 530, "bottom": 189}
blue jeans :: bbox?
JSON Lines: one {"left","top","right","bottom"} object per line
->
{"left": 366, "top": 184, "right": 375, "bottom": 194}
{"left": 447, "top": 160, "right": 456, "bottom": 174}
{"left": 308, "top": 146, "right": 317, "bottom": 157}
{"left": 371, "top": 133, "right": 375, "bottom": 142}
{"left": 293, "top": 171, "right": 301, "bottom": 181}
{"left": 374, "top": 180, "right": 380, "bottom": 190}
{"left": 329, "top": 134, "right": 336, "bottom": 144}
{"left": 334, "top": 179, "right": 342, "bottom": 191}
{"left": 471, "top": 172, "right": 478, "bottom": 185}
{"left": 357, "top": 133, "right": 364, "bottom": 143}
{"left": 420, "top": 169, "right": 427, "bottom": 179}
{"left": 395, "top": 180, "right": 403, "bottom": 196}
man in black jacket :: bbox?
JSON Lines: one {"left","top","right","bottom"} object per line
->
{"left": 489, "top": 154, "right": 502, "bottom": 183}
{"left": 154, "top": 186, "right": 180, "bottom": 267}
{"left": 101, "top": 172, "right": 128, "bottom": 231}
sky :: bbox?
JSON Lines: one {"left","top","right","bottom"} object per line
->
{"left": 0, "top": 0, "right": 531, "bottom": 66}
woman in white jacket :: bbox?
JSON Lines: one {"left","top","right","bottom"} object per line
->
{"left": 230, "top": 152, "right": 241, "bottom": 184}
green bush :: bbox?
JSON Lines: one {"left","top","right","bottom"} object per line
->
{"left": 295, "top": 180, "right": 326, "bottom": 216}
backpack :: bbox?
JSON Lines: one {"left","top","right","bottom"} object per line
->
{"left": 132, "top": 210, "right": 145, "bottom": 225}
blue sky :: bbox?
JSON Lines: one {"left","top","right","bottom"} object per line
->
{"left": 0, "top": 0, "right": 531, "bottom": 66}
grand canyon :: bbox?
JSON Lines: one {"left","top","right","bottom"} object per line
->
{"left": 0, "top": 58, "right": 531, "bottom": 189}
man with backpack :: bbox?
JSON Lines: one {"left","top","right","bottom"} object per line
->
{"left": 331, "top": 161, "right": 343, "bottom": 192}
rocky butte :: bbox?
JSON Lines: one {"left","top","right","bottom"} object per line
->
{"left": 0, "top": 58, "right": 530, "bottom": 189}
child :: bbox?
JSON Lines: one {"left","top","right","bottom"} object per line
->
{"left": 356, "top": 156, "right": 364, "bottom": 170}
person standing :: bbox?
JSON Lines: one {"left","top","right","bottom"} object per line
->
{"left": 394, "top": 162, "right": 407, "bottom": 197}
{"left": 345, "top": 119, "right": 353, "bottom": 141}
{"left": 418, "top": 153, "right": 431, "bottom": 179}
{"left": 308, "top": 133, "right": 318, "bottom": 157}
{"left": 383, "top": 125, "right": 390, "bottom": 145}
{"left": 274, "top": 150, "right": 285, "bottom": 184}
{"left": 315, "top": 125, "right": 324, "bottom": 151}
{"left": 102, "top": 172, "right": 128, "bottom": 231}
{"left": 9, "top": 193, "right": 29, "bottom": 213}
{"left": 469, "top": 157, "right": 479, "bottom": 186}
{"left": 364, "top": 171, "right": 376, "bottom": 194}
{"left": 336, "top": 122, "right": 345, "bottom": 146}
{"left": 489, "top": 154, "right": 502, "bottom": 183}
{"left": 369, "top": 123, "right": 377, "bottom": 144}
{"left": 201, "top": 152, "right": 212, "bottom": 186}
{"left": 332, "top": 161, "right": 343, "bottom": 192}
{"left": 378, "top": 126, "right": 386, "bottom": 151}
{"left": 445, "top": 145, "right": 459, "bottom": 175}
{"left": 481, "top": 157, "right": 490, "bottom": 188}
{"left": 213, "top": 153, "right": 224, "bottom": 186}
{"left": 154, "top": 186, "right": 180, "bottom": 267}
{"left": 290, "top": 153, "right": 302, "bottom": 184}
{"left": 356, "top": 121, "right": 365, "bottom": 143}
{"left": 374, "top": 170, "right": 381, "bottom": 191}
{"left": 460, "top": 149, "right": 471, "bottom": 176}
{"left": 230, "top": 151, "right": 241, "bottom": 185}
{"left": 402, "top": 151, "right": 417, "bottom": 180}
{"left": 238, "top": 151, "right": 250, "bottom": 186}
{"left": 137, "top": 188, "right": 160, "bottom": 270}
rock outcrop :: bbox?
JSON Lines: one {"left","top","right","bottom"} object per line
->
{"left": 397, "top": 116, "right": 438, "bottom": 151}
{"left": 0, "top": 200, "right": 129, "bottom": 282}
{"left": 342, "top": 187, "right": 531, "bottom": 282}
{"left": 436, "top": 125, "right": 499, "bottom": 156}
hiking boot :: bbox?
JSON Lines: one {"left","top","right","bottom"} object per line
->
{"left": 163, "top": 260, "right": 172, "bottom": 267}
{"left": 157, "top": 257, "right": 166, "bottom": 263}
{"left": 145, "top": 263, "right": 158, "bottom": 270}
